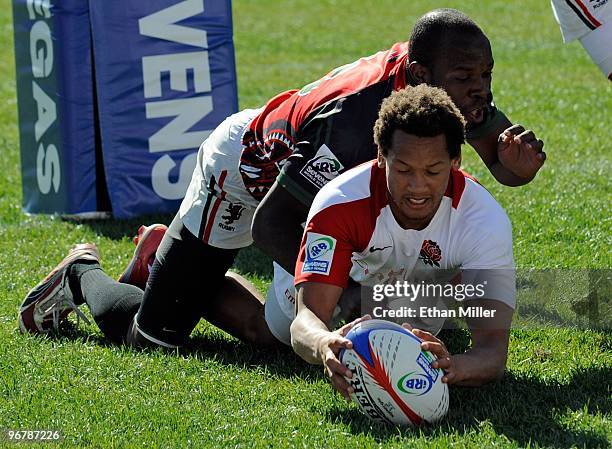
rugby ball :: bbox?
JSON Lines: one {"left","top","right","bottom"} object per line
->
{"left": 339, "top": 319, "right": 449, "bottom": 426}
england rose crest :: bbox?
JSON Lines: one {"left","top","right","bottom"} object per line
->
{"left": 419, "top": 240, "right": 442, "bottom": 267}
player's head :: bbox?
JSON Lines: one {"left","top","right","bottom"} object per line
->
{"left": 407, "top": 9, "right": 493, "bottom": 128}
{"left": 374, "top": 85, "right": 465, "bottom": 230}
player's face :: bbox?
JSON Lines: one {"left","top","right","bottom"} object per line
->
{"left": 378, "top": 130, "right": 460, "bottom": 230}
{"left": 429, "top": 35, "right": 494, "bottom": 128}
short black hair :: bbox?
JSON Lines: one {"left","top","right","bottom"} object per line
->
{"left": 374, "top": 85, "right": 465, "bottom": 158}
{"left": 408, "top": 8, "right": 485, "bottom": 69}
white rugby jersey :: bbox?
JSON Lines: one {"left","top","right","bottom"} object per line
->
{"left": 551, "top": 0, "right": 611, "bottom": 42}
{"left": 295, "top": 161, "right": 516, "bottom": 308}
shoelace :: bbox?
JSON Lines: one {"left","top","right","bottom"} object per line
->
{"left": 39, "top": 275, "right": 92, "bottom": 330}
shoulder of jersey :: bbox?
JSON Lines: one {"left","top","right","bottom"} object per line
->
{"left": 453, "top": 174, "right": 512, "bottom": 235}
{"left": 306, "top": 161, "right": 384, "bottom": 223}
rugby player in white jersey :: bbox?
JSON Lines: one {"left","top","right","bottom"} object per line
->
{"left": 551, "top": 0, "right": 612, "bottom": 80}
{"left": 289, "top": 85, "right": 516, "bottom": 397}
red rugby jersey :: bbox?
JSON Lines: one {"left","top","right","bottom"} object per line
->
{"left": 238, "top": 42, "right": 503, "bottom": 205}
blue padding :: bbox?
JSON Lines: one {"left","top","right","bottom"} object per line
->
{"left": 89, "top": 0, "right": 238, "bottom": 218}
{"left": 13, "top": 0, "right": 97, "bottom": 214}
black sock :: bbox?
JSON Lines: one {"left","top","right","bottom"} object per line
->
{"left": 69, "top": 263, "right": 144, "bottom": 344}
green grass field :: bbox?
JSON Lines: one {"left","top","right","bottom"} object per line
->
{"left": 1, "top": 0, "right": 610, "bottom": 447}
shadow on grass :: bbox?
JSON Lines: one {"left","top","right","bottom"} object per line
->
{"left": 326, "top": 367, "right": 611, "bottom": 449}
{"left": 62, "top": 213, "right": 174, "bottom": 240}
{"left": 45, "top": 320, "right": 319, "bottom": 381}
{"left": 66, "top": 215, "right": 275, "bottom": 279}
{"left": 183, "top": 334, "right": 321, "bottom": 380}
{"left": 232, "top": 245, "right": 274, "bottom": 279}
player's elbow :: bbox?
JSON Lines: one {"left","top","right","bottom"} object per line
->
{"left": 251, "top": 200, "right": 279, "bottom": 249}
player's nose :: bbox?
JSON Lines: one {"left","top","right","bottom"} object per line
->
{"left": 470, "top": 76, "right": 490, "bottom": 101}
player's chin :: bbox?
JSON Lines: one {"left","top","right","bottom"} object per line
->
{"left": 400, "top": 200, "right": 433, "bottom": 220}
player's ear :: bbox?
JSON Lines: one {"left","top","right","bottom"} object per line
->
{"left": 377, "top": 148, "right": 386, "bottom": 168}
{"left": 451, "top": 156, "right": 461, "bottom": 170}
{"left": 408, "top": 61, "right": 431, "bottom": 84}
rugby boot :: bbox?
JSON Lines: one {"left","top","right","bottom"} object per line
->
{"left": 117, "top": 224, "right": 167, "bottom": 290}
{"left": 19, "top": 244, "right": 98, "bottom": 333}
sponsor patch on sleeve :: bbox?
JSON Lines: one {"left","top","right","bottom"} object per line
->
{"left": 299, "top": 144, "right": 344, "bottom": 189}
{"left": 302, "top": 232, "right": 336, "bottom": 276}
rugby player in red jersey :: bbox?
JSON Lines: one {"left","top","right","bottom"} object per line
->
{"left": 290, "top": 85, "right": 515, "bottom": 396}
{"left": 20, "top": 9, "right": 527, "bottom": 352}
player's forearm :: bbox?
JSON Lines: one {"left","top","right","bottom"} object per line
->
{"left": 488, "top": 160, "right": 534, "bottom": 186}
{"left": 290, "top": 309, "right": 331, "bottom": 365}
{"left": 252, "top": 183, "right": 308, "bottom": 273}
{"left": 253, "top": 214, "right": 303, "bottom": 273}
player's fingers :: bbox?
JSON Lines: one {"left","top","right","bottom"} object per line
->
{"left": 537, "top": 151, "right": 547, "bottom": 162}
{"left": 421, "top": 341, "right": 449, "bottom": 358}
{"left": 527, "top": 139, "right": 544, "bottom": 153}
{"left": 328, "top": 334, "right": 353, "bottom": 352}
{"left": 338, "top": 314, "right": 371, "bottom": 337}
{"left": 503, "top": 124, "right": 525, "bottom": 137}
{"left": 432, "top": 356, "right": 452, "bottom": 370}
{"left": 330, "top": 373, "right": 354, "bottom": 400}
{"left": 401, "top": 323, "right": 414, "bottom": 331}
{"left": 513, "top": 130, "right": 535, "bottom": 144}
{"left": 324, "top": 350, "right": 352, "bottom": 379}
{"left": 442, "top": 371, "right": 457, "bottom": 384}
{"left": 412, "top": 328, "right": 438, "bottom": 342}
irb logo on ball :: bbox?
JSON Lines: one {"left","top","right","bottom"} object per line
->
{"left": 302, "top": 233, "right": 336, "bottom": 275}
{"left": 397, "top": 373, "right": 433, "bottom": 396}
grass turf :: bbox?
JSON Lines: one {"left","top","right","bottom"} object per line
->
{"left": 0, "top": 0, "right": 610, "bottom": 447}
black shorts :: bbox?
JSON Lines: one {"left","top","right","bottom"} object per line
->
{"left": 134, "top": 214, "right": 239, "bottom": 347}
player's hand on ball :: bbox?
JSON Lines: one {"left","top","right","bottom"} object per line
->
{"left": 497, "top": 124, "right": 546, "bottom": 179}
{"left": 319, "top": 332, "right": 354, "bottom": 400}
{"left": 337, "top": 314, "right": 372, "bottom": 338}
{"left": 321, "top": 315, "right": 371, "bottom": 400}
{"left": 408, "top": 327, "right": 460, "bottom": 385}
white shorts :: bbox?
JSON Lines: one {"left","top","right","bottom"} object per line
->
{"left": 264, "top": 262, "right": 343, "bottom": 346}
{"left": 551, "top": 0, "right": 612, "bottom": 77}
{"left": 179, "top": 108, "right": 262, "bottom": 249}
{"left": 264, "top": 263, "right": 296, "bottom": 346}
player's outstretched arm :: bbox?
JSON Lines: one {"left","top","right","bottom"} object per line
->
{"left": 291, "top": 282, "right": 359, "bottom": 400}
{"left": 408, "top": 299, "right": 514, "bottom": 387}
{"left": 469, "top": 118, "right": 546, "bottom": 186}
{"left": 252, "top": 182, "right": 308, "bottom": 273}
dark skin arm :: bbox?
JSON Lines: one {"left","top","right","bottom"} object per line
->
{"left": 251, "top": 181, "right": 307, "bottom": 274}
{"left": 469, "top": 119, "right": 546, "bottom": 186}
{"left": 290, "top": 281, "right": 371, "bottom": 400}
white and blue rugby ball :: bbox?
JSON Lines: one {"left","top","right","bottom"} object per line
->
{"left": 339, "top": 319, "right": 449, "bottom": 426}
